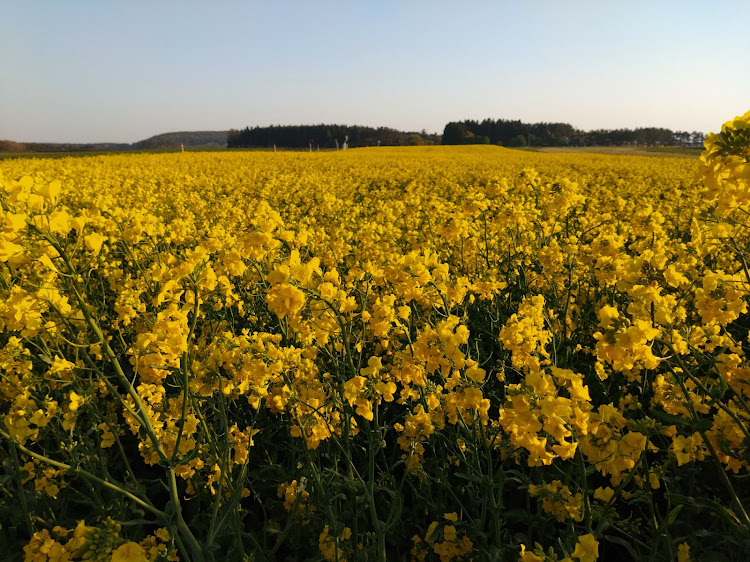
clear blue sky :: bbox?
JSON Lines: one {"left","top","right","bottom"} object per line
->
{"left": 1, "top": 1, "right": 748, "bottom": 143}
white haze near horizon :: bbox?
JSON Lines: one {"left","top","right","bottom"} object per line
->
{"left": 1, "top": 0, "right": 748, "bottom": 144}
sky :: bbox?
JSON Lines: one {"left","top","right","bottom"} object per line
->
{"left": 1, "top": 1, "right": 749, "bottom": 144}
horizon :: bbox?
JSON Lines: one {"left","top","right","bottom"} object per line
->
{"left": 2, "top": 1, "right": 749, "bottom": 144}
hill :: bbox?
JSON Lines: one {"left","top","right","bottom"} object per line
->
{"left": 133, "top": 131, "right": 228, "bottom": 150}
{"left": 0, "top": 131, "right": 228, "bottom": 153}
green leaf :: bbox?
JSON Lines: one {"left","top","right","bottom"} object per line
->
{"left": 664, "top": 504, "right": 683, "bottom": 526}
{"left": 206, "top": 465, "right": 249, "bottom": 547}
{"left": 455, "top": 471, "right": 483, "bottom": 484}
{"left": 668, "top": 493, "right": 741, "bottom": 527}
{"left": 603, "top": 534, "right": 640, "bottom": 559}
{"left": 648, "top": 408, "right": 690, "bottom": 427}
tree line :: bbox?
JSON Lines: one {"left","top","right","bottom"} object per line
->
{"left": 1, "top": 120, "right": 707, "bottom": 154}
{"left": 442, "top": 118, "right": 706, "bottom": 147}
{"left": 227, "top": 125, "right": 440, "bottom": 149}
{"left": 0, "top": 140, "right": 131, "bottom": 153}
{"left": 227, "top": 120, "right": 705, "bottom": 150}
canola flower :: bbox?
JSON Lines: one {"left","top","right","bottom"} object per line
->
{"left": 1, "top": 112, "right": 749, "bottom": 561}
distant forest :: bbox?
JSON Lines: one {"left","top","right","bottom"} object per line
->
{"left": 227, "top": 125, "right": 440, "bottom": 149}
{"left": 228, "top": 120, "right": 705, "bottom": 150}
{"left": 1, "top": 119, "right": 707, "bottom": 154}
{"left": 442, "top": 119, "right": 706, "bottom": 147}
{"left": 0, "top": 140, "right": 131, "bottom": 152}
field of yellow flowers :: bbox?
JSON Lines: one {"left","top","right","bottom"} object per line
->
{"left": 1, "top": 112, "right": 749, "bottom": 562}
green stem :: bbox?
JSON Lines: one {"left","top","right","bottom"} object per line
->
{"left": 677, "top": 378, "right": 750, "bottom": 528}
{"left": 1, "top": 428, "right": 163, "bottom": 518}
{"left": 577, "top": 445, "right": 592, "bottom": 535}
{"left": 40, "top": 232, "right": 206, "bottom": 560}
{"left": 172, "top": 280, "right": 201, "bottom": 463}
{"left": 662, "top": 340, "right": 750, "bottom": 443}
{"left": 8, "top": 442, "right": 34, "bottom": 537}
{"left": 167, "top": 468, "right": 206, "bottom": 561}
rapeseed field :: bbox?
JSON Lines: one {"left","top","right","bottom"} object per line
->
{"left": 1, "top": 112, "right": 749, "bottom": 561}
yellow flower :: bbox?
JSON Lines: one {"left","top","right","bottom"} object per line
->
{"left": 0, "top": 239, "right": 24, "bottom": 262}
{"left": 571, "top": 534, "right": 599, "bottom": 562}
{"left": 518, "top": 544, "right": 544, "bottom": 562}
{"left": 111, "top": 541, "right": 147, "bottom": 562}
{"left": 98, "top": 422, "right": 116, "bottom": 448}
{"left": 318, "top": 281, "right": 337, "bottom": 300}
{"left": 596, "top": 304, "right": 619, "bottom": 330}
{"left": 84, "top": 232, "right": 107, "bottom": 254}
{"left": 374, "top": 381, "right": 396, "bottom": 402}
{"left": 36, "top": 179, "right": 61, "bottom": 203}
{"left": 266, "top": 282, "right": 306, "bottom": 319}
{"left": 677, "top": 542, "right": 691, "bottom": 562}
{"left": 68, "top": 391, "right": 83, "bottom": 412}
{"left": 47, "top": 210, "right": 71, "bottom": 234}
{"left": 594, "top": 487, "right": 614, "bottom": 502}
